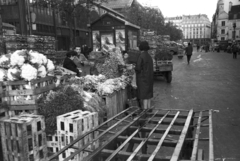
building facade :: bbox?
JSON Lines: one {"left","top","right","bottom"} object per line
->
{"left": 0, "top": 0, "right": 91, "bottom": 50}
{"left": 165, "top": 14, "right": 211, "bottom": 44}
{"left": 212, "top": 0, "right": 240, "bottom": 41}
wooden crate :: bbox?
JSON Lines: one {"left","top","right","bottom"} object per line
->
{"left": 0, "top": 114, "right": 47, "bottom": 161}
{"left": 2, "top": 76, "right": 56, "bottom": 116}
{"left": 103, "top": 88, "right": 128, "bottom": 125}
{"left": 57, "top": 110, "right": 99, "bottom": 161}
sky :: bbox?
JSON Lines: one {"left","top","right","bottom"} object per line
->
{"left": 137, "top": 0, "right": 219, "bottom": 21}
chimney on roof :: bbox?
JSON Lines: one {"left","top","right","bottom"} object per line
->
{"left": 229, "top": 2, "right": 232, "bottom": 12}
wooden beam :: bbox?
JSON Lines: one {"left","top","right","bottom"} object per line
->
{"left": 148, "top": 112, "right": 180, "bottom": 161}
{"left": 191, "top": 111, "right": 202, "bottom": 160}
{"left": 170, "top": 109, "right": 194, "bottom": 161}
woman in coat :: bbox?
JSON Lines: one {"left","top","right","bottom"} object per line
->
{"left": 136, "top": 41, "right": 154, "bottom": 110}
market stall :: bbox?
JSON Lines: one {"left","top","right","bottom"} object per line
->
{"left": 89, "top": 13, "right": 140, "bottom": 52}
{"left": 0, "top": 32, "right": 136, "bottom": 160}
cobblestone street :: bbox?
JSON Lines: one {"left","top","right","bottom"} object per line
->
{"left": 153, "top": 50, "right": 240, "bottom": 161}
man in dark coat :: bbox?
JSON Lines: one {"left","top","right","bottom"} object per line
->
{"left": 63, "top": 51, "right": 80, "bottom": 76}
{"left": 136, "top": 41, "right": 154, "bottom": 110}
{"left": 185, "top": 42, "right": 193, "bottom": 64}
{"left": 232, "top": 43, "right": 238, "bottom": 59}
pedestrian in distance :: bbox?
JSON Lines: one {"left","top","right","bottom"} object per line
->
{"left": 232, "top": 43, "right": 238, "bottom": 59}
{"left": 185, "top": 42, "right": 193, "bottom": 65}
{"left": 197, "top": 44, "right": 200, "bottom": 52}
{"left": 136, "top": 41, "right": 154, "bottom": 111}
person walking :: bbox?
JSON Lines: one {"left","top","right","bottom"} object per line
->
{"left": 185, "top": 42, "right": 193, "bottom": 64}
{"left": 135, "top": 41, "right": 153, "bottom": 110}
{"left": 232, "top": 43, "right": 238, "bottom": 59}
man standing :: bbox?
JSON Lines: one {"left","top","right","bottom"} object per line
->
{"left": 185, "top": 42, "right": 193, "bottom": 64}
{"left": 232, "top": 43, "right": 238, "bottom": 59}
{"left": 63, "top": 51, "right": 80, "bottom": 76}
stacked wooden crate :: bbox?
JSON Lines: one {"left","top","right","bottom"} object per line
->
{"left": 0, "top": 114, "right": 47, "bottom": 161}
{"left": 2, "top": 76, "right": 56, "bottom": 117}
{"left": 46, "top": 110, "right": 99, "bottom": 161}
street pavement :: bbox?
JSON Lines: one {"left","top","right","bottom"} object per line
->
{"left": 152, "top": 49, "right": 240, "bottom": 161}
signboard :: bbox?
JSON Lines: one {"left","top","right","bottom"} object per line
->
{"left": 101, "top": 33, "right": 114, "bottom": 50}
{"left": 115, "top": 29, "right": 125, "bottom": 51}
{"left": 92, "top": 30, "right": 100, "bottom": 51}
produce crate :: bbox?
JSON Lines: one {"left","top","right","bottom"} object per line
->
{"left": 57, "top": 110, "right": 99, "bottom": 161}
{"left": 0, "top": 114, "right": 47, "bottom": 161}
{"left": 2, "top": 76, "right": 56, "bottom": 116}
{"left": 103, "top": 88, "right": 128, "bottom": 125}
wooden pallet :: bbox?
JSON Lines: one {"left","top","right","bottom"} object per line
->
{"left": 56, "top": 110, "right": 99, "bottom": 161}
{"left": 2, "top": 76, "right": 56, "bottom": 116}
{"left": 48, "top": 108, "right": 214, "bottom": 161}
{"left": 0, "top": 114, "right": 47, "bottom": 161}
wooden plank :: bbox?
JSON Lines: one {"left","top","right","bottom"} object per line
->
{"left": 129, "top": 126, "right": 182, "bottom": 135}
{"left": 117, "top": 136, "right": 177, "bottom": 147}
{"left": 141, "top": 119, "right": 185, "bottom": 126}
{"left": 147, "top": 113, "right": 188, "bottom": 119}
{"left": 197, "top": 149, "right": 204, "bottom": 161}
{"left": 191, "top": 112, "right": 202, "bottom": 160}
{"left": 101, "top": 149, "right": 171, "bottom": 161}
{"left": 148, "top": 112, "right": 180, "bottom": 161}
{"left": 0, "top": 122, "right": 8, "bottom": 161}
{"left": 170, "top": 109, "right": 194, "bottom": 161}
{"left": 209, "top": 110, "right": 214, "bottom": 161}
{"left": 127, "top": 111, "right": 171, "bottom": 161}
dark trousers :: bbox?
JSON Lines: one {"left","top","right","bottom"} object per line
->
{"left": 233, "top": 52, "right": 237, "bottom": 59}
{"left": 187, "top": 55, "right": 192, "bottom": 64}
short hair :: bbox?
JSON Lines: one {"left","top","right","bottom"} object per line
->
{"left": 66, "top": 51, "right": 78, "bottom": 58}
{"left": 188, "top": 43, "right": 191, "bottom": 46}
{"left": 139, "top": 41, "right": 150, "bottom": 51}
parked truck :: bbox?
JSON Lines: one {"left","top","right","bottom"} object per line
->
{"left": 140, "top": 32, "right": 173, "bottom": 83}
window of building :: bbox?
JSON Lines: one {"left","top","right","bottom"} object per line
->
{"left": 221, "top": 37, "right": 225, "bottom": 40}
{"left": 222, "top": 21, "right": 225, "bottom": 26}
{"left": 221, "top": 29, "right": 225, "bottom": 34}
{"left": 234, "top": 14, "right": 237, "bottom": 19}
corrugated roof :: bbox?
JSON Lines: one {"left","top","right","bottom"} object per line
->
{"left": 102, "top": 0, "right": 134, "bottom": 9}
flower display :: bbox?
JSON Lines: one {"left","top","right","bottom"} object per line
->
{"left": 37, "top": 65, "right": 47, "bottom": 78}
{"left": 7, "top": 67, "right": 21, "bottom": 81}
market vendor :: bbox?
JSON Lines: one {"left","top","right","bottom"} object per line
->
{"left": 63, "top": 51, "right": 80, "bottom": 76}
{"left": 74, "top": 46, "right": 91, "bottom": 76}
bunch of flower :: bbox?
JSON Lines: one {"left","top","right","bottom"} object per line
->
{"left": 0, "top": 50, "right": 55, "bottom": 81}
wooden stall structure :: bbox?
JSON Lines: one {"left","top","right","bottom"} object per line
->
{"left": 89, "top": 13, "right": 140, "bottom": 52}
{"left": 47, "top": 107, "right": 214, "bottom": 161}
